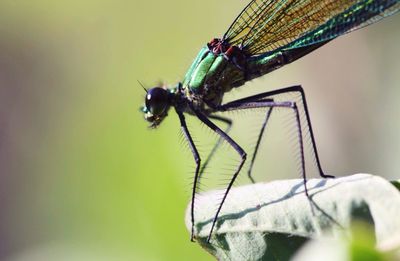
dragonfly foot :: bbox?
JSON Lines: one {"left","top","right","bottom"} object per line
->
{"left": 320, "top": 173, "right": 335, "bottom": 179}
{"left": 305, "top": 188, "right": 310, "bottom": 198}
{"left": 248, "top": 174, "right": 256, "bottom": 184}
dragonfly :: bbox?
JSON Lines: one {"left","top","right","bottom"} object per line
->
{"left": 141, "top": 0, "right": 400, "bottom": 242}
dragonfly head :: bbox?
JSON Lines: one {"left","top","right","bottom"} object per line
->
{"left": 141, "top": 87, "right": 171, "bottom": 128}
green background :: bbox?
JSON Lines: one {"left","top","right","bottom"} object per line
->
{"left": 0, "top": 1, "right": 399, "bottom": 260}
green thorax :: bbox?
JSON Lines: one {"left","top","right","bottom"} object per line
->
{"left": 182, "top": 46, "right": 246, "bottom": 106}
{"left": 181, "top": 45, "right": 290, "bottom": 106}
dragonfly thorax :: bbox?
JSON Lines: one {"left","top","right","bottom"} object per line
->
{"left": 182, "top": 40, "right": 249, "bottom": 108}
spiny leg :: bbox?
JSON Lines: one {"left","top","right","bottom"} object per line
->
{"left": 247, "top": 107, "right": 273, "bottom": 183}
{"left": 187, "top": 86, "right": 331, "bottom": 241}
{"left": 176, "top": 109, "right": 201, "bottom": 242}
{"left": 220, "top": 85, "right": 333, "bottom": 179}
{"left": 195, "top": 100, "right": 299, "bottom": 242}
{"left": 294, "top": 86, "right": 333, "bottom": 178}
{"left": 199, "top": 115, "right": 232, "bottom": 181}
{"left": 217, "top": 99, "right": 310, "bottom": 194}
{"left": 292, "top": 103, "right": 308, "bottom": 196}
{"left": 190, "top": 104, "right": 246, "bottom": 243}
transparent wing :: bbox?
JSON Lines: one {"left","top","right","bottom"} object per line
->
{"left": 284, "top": 0, "right": 400, "bottom": 50}
{"left": 223, "top": 0, "right": 400, "bottom": 56}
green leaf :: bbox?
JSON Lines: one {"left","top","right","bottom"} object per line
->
{"left": 391, "top": 180, "right": 400, "bottom": 191}
{"left": 292, "top": 221, "right": 399, "bottom": 261}
{"left": 185, "top": 174, "right": 400, "bottom": 261}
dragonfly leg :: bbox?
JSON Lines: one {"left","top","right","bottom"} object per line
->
{"left": 190, "top": 104, "right": 246, "bottom": 243}
{"left": 219, "top": 85, "right": 334, "bottom": 179}
{"left": 176, "top": 109, "right": 201, "bottom": 242}
{"left": 205, "top": 101, "right": 275, "bottom": 183}
{"left": 199, "top": 115, "right": 232, "bottom": 181}
{"left": 247, "top": 107, "right": 273, "bottom": 183}
{"left": 217, "top": 100, "right": 309, "bottom": 197}
{"left": 289, "top": 86, "right": 334, "bottom": 179}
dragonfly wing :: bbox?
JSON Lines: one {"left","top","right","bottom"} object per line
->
{"left": 283, "top": 0, "right": 400, "bottom": 51}
{"left": 223, "top": 0, "right": 400, "bottom": 56}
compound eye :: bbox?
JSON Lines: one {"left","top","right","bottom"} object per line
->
{"left": 145, "top": 87, "right": 169, "bottom": 115}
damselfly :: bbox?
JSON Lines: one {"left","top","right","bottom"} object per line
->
{"left": 140, "top": 0, "right": 400, "bottom": 242}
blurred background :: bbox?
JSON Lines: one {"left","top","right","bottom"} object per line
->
{"left": 0, "top": 1, "right": 399, "bottom": 260}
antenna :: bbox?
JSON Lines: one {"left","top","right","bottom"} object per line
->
{"left": 137, "top": 80, "right": 148, "bottom": 93}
